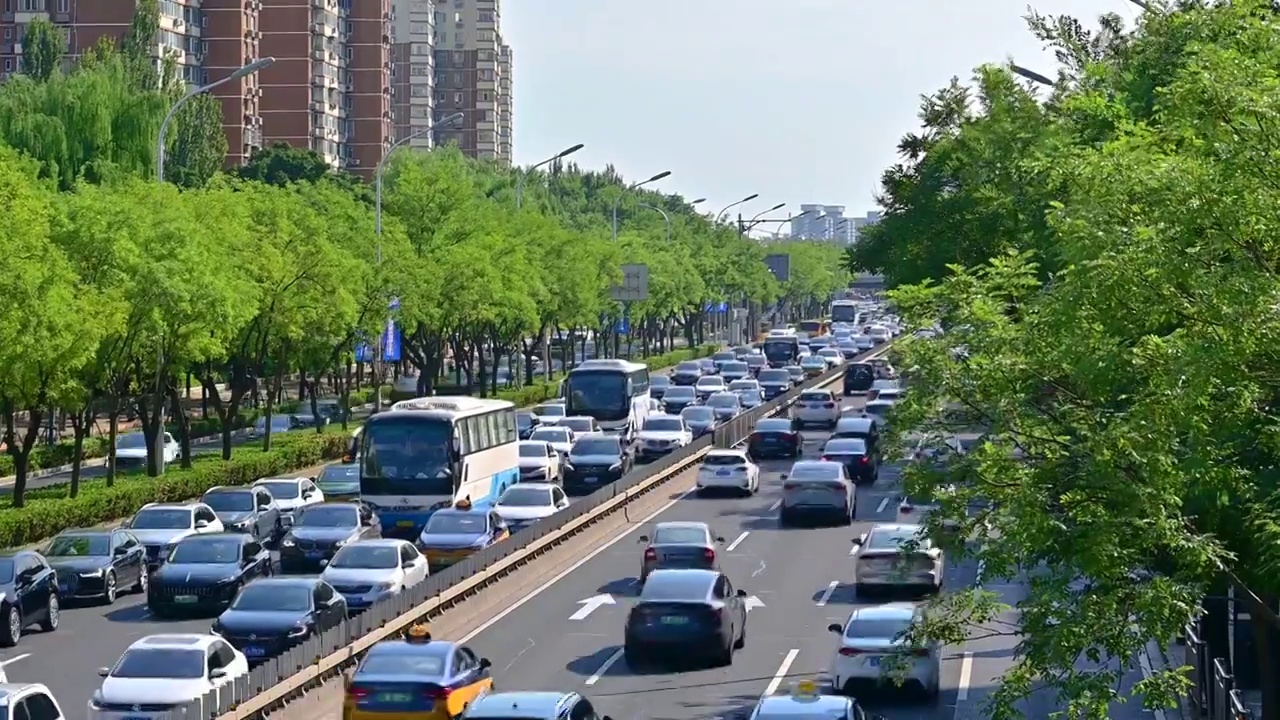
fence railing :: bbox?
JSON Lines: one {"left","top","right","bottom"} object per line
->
{"left": 1184, "top": 619, "right": 1256, "bottom": 720}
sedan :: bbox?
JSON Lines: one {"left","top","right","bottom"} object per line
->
{"left": 559, "top": 416, "right": 600, "bottom": 436}
{"left": 314, "top": 462, "right": 360, "bottom": 501}
{"left": 529, "top": 425, "right": 575, "bottom": 456}
{"left": 817, "top": 348, "right": 844, "bottom": 367}
{"left": 649, "top": 374, "right": 672, "bottom": 400}
{"left": 694, "top": 376, "right": 727, "bottom": 401}
{"left": 517, "top": 440, "right": 562, "bottom": 483}
{"left": 671, "top": 361, "right": 704, "bottom": 386}
{"left": 680, "top": 406, "right": 718, "bottom": 438}
{"left": 827, "top": 603, "right": 940, "bottom": 698}
{"left": 516, "top": 411, "right": 538, "bottom": 440}
{"left": 779, "top": 461, "right": 856, "bottom": 527}
{"left": 852, "top": 524, "right": 944, "bottom": 596}
{"left": 213, "top": 577, "right": 349, "bottom": 662}
{"left": 320, "top": 539, "right": 430, "bottom": 611}
{"left": 148, "top": 534, "right": 273, "bottom": 617}
{"left": 563, "top": 435, "right": 633, "bottom": 494}
{"left": 755, "top": 369, "right": 792, "bottom": 400}
{"left": 638, "top": 521, "right": 725, "bottom": 583}
{"left": 623, "top": 569, "right": 746, "bottom": 668}
{"left": 783, "top": 365, "right": 806, "bottom": 383}
{"left": 661, "top": 386, "right": 699, "bottom": 413}
{"left": 746, "top": 417, "right": 802, "bottom": 459}
{"left": 821, "top": 437, "right": 878, "bottom": 485}
{"left": 704, "top": 391, "right": 742, "bottom": 421}
{"left": 493, "top": 482, "right": 570, "bottom": 533}
{"left": 694, "top": 450, "right": 759, "bottom": 496}
{"left": 801, "top": 355, "right": 829, "bottom": 377}
{"left": 530, "top": 402, "right": 566, "bottom": 425}
{"left": 0, "top": 550, "right": 59, "bottom": 646}
{"left": 45, "top": 529, "right": 148, "bottom": 605}
{"left": 719, "top": 361, "right": 750, "bottom": 384}
{"left": 279, "top": 503, "right": 381, "bottom": 573}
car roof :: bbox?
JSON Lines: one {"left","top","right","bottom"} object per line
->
{"left": 255, "top": 477, "right": 301, "bottom": 484}
{"left": 364, "top": 637, "right": 457, "bottom": 660}
{"left": 824, "top": 438, "right": 866, "bottom": 449}
{"left": 242, "top": 576, "right": 320, "bottom": 589}
{"left": 870, "top": 523, "right": 921, "bottom": 535}
{"left": 654, "top": 521, "right": 709, "bottom": 531}
{"left": 849, "top": 602, "right": 918, "bottom": 622}
{"left": 706, "top": 448, "right": 748, "bottom": 458}
{"left": 754, "top": 693, "right": 853, "bottom": 717}
{"left": 836, "top": 417, "right": 873, "bottom": 428}
{"left": 205, "top": 486, "right": 254, "bottom": 494}
{"left": 343, "top": 538, "right": 408, "bottom": 549}
{"left": 466, "top": 691, "right": 578, "bottom": 719}
{"left": 178, "top": 532, "right": 247, "bottom": 544}
{"left": 131, "top": 634, "right": 219, "bottom": 649}
{"left": 791, "top": 460, "right": 841, "bottom": 471}
{"left": 708, "top": 392, "right": 738, "bottom": 400}
{"left": 504, "top": 482, "right": 556, "bottom": 491}
{"left": 639, "top": 569, "right": 718, "bottom": 599}
{"left": 645, "top": 414, "right": 681, "bottom": 421}
{"left": 518, "top": 440, "right": 552, "bottom": 447}
{"left": 139, "top": 503, "right": 197, "bottom": 511}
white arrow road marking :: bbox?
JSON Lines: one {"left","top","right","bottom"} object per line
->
{"left": 570, "top": 594, "right": 615, "bottom": 621}
{"left": 816, "top": 581, "right": 838, "bottom": 607}
{"left": 744, "top": 595, "right": 765, "bottom": 612}
{"left": 726, "top": 531, "right": 749, "bottom": 552}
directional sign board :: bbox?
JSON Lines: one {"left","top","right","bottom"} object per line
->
{"left": 764, "top": 254, "right": 791, "bottom": 282}
{"left": 610, "top": 263, "right": 649, "bottom": 302}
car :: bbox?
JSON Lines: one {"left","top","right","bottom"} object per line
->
{"left": 291, "top": 412, "right": 330, "bottom": 429}
{"left": 732, "top": 345, "right": 754, "bottom": 359}
{"left": 124, "top": 502, "right": 225, "bottom": 572}
{"left": 649, "top": 374, "right": 672, "bottom": 400}
{"left": 530, "top": 402, "right": 566, "bottom": 425}
{"left": 463, "top": 691, "right": 614, "bottom": 720}
{"left": 320, "top": 540, "right": 429, "bottom": 611}
{"left": 45, "top": 529, "right": 148, "bottom": 605}
{"left": 896, "top": 488, "right": 959, "bottom": 528}
{"left": 493, "top": 482, "right": 569, "bottom": 533}
{"left": 638, "top": 522, "right": 725, "bottom": 582}
{"left": 852, "top": 524, "right": 944, "bottom": 595}
{"left": 843, "top": 363, "right": 876, "bottom": 395}
{"left": 516, "top": 411, "right": 538, "bottom": 440}
{"left": 827, "top": 603, "right": 940, "bottom": 698}
{"left": 853, "top": 335, "right": 876, "bottom": 351}
{"left": 748, "top": 680, "right": 878, "bottom": 720}
{"left": 694, "top": 376, "right": 727, "bottom": 401}
{"left": 558, "top": 416, "right": 600, "bottom": 436}
{"left": 831, "top": 417, "right": 881, "bottom": 456}
{"left": 214, "top": 576, "right": 348, "bottom": 663}
{"left": 517, "top": 440, "right": 563, "bottom": 483}
{"left": 711, "top": 351, "right": 737, "bottom": 367}
{"left": 836, "top": 340, "right": 861, "bottom": 360}
{"left": 800, "top": 355, "right": 828, "bottom": 377}
{"left": 755, "top": 368, "right": 792, "bottom": 400}
{"left": 0, "top": 683, "right": 67, "bottom": 720}
{"left": 704, "top": 391, "right": 742, "bottom": 421}
{"left": 279, "top": 502, "right": 381, "bottom": 573}
{"left": 783, "top": 365, "right": 806, "bottom": 383}
{"left": 694, "top": 449, "right": 759, "bottom": 496}
{"left": 200, "top": 486, "right": 281, "bottom": 543}
{"left": 314, "top": 462, "right": 360, "bottom": 501}
{"left": 821, "top": 438, "right": 878, "bottom": 485}
{"left": 679, "top": 405, "right": 718, "bottom": 438}
{"left": 779, "top": 461, "right": 856, "bottom": 526}
{"left": 792, "top": 389, "right": 840, "bottom": 428}
{"left": 719, "top": 361, "right": 750, "bottom": 383}
{"left": 248, "top": 414, "right": 299, "bottom": 439}
{"left": 868, "top": 326, "right": 892, "bottom": 344}
{"left": 698, "top": 358, "right": 718, "bottom": 375}
{"left": 563, "top": 435, "right": 633, "bottom": 494}
{"left": 417, "top": 505, "right": 510, "bottom": 571}
{"left": 867, "top": 379, "right": 900, "bottom": 401}
{"left": 113, "top": 431, "right": 180, "bottom": 469}
{"left": 636, "top": 414, "right": 693, "bottom": 462}
{"left": 623, "top": 569, "right": 747, "bottom": 668}
{"left": 874, "top": 387, "right": 904, "bottom": 404}
{"left": 344, "top": 625, "right": 494, "bottom": 720}
{"left": 734, "top": 386, "right": 765, "bottom": 410}
{"left": 746, "top": 417, "right": 802, "bottom": 459}
{"left": 0, "top": 551, "right": 59, "bottom": 646}
{"left": 148, "top": 534, "right": 272, "bottom": 617}
{"left": 660, "top": 385, "right": 699, "bottom": 413}
{"left": 252, "top": 476, "right": 325, "bottom": 527}
{"left": 861, "top": 400, "right": 895, "bottom": 427}
{"left": 528, "top": 425, "right": 574, "bottom": 456}
{"left": 314, "top": 399, "right": 349, "bottom": 424}
{"left": 671, "top": 361, "right": 704, "bottom": 386}
{"left": 817, "top": 347, "right": 844, "bottom": 367}
{"left": 89, "top": 634, "right": 249, "bottom": 716}
{"left": 744, "top": 354, "right": 767, "bottom": 376}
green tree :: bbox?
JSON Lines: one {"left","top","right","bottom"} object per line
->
{"left": 237, "top": 143, "right": 373, "bottom": 203}
{"left": 164, "top": 93, "right": 228, "bottom": 188}
{"left": 21, "top": 17, "right": 66, "bottom": 82}
{"left": 121, "top": 0, "right": 160, "bottom": 90}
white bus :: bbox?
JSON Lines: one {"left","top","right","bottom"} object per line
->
{"left": 561, "top": 359, "right": 651, "bottom": 441}
{"left": 830, "top": 299, "right": 859, "bottom": 326}
{"left": 359, "top": 396, "right": 520, "bottom": 539}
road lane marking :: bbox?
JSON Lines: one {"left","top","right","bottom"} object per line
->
{"left": 816, "top": 581, "right": 838, "bottom": 607}
{"left": 762, "top": 649, "right": 800, "bottom": 697}
{"left": 1137, "top": 644, "right": 1168, "bottom": 720}
{"left": 875, "top": 497, "right": 889, "bottom": 513}
{"left": 769, "top": 499, "right": 781, "bottom": 511}
{"left": 957, "top": 652, "right": 973, "bottom": 701}
{"left": 849, "top": 542, "right": 858, "bottom": 556}
{"left": 586, "top": 648, "right": 624, "bottom": 685}
{"left": 0, "top": 654, "right": 29, "bottom": 667}
{"left": 726, "top": 531, "right": 749, "bottom": 552}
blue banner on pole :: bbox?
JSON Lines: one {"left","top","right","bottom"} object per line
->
{"left": 355, "top": 340, "right": 373, "bottom": 363}
{"left": 717, "top": 301, "right": 728, "bottom": 313}
{"left": 615, "top": 317, "right": 630, "bottom": 334}
{"left": 382, "top": 320, "right": 401, "bottom": 361}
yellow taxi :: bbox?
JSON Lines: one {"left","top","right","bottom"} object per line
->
{"left": 415, "top": 500, "right": 511, "bottom": 570}
{"left": 344, "top": 625, "right": 495, "bottom": 720}
{"left": 748, "top": 680, "right": 881, "bottom": 720}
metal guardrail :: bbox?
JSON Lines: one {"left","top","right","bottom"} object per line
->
{"left": 1184, "top": 620, "right": 1256, "bottom": 720}
{"left": 118, "top": 345, "right": 891, "bottom": 720}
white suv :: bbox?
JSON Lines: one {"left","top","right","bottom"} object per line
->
{"left": 792, "top": 390, "right": 840, "bottom": 428}
{"left": 695, "top": 449, "right": 759, "bottom": 496}
{"left": 90, "top": 634, "right": 249, "bottom": 718}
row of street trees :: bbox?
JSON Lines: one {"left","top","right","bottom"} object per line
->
{"left": 848, "top": 1, "right": 1280, "bottom": 717}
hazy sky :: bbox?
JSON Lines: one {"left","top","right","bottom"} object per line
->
{"left": 502, "top": 0, "right": 1135, "bottom": 223}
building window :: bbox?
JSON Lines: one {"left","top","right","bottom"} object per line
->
{"left": 478, "top": 69, "right": 493, "bottom": 81}
{"left": 410, "top": 106, "right": 430, "bottom": 118}
{"left": 19, "top": 0, "right": 44, "bottom": 11}
{"left": 476, "top": 30, "right": 493, "bottom": 41}
{"left": 436, "top": 31, "right": 446, "bottom": 43}
{"left": 480, "top": 91, "right": 491, "bottom": 101}
{"left": 452, "top": 50, "right": 463, "bottom": 64}
{"left": 453, "top": 92, "right": 462, "bottom": 105}
{"left": 2, "top": 60, "right": 10, "bottom": 72}
{"left": 56, "top": 0, "right": 66, "bottom": 10}
{"left": 410, "top": 22, "right": 429, "bottom": 35}
{"left": 409, "top": 64, "right": 430, "bottom": 77}
{"left": 410, "top": 42, "right": 429, "bottom": 55}
{"left": 478, "top": 11, "right": 493, "bottom": 22}
{"left": 410, "top": 85, "right": 429, "bottom": 97}
{"left": 2, "top": 28, "right": 9, "bottom": 39}
{"left": 478, "top": 50, "right": 493, "bottom": 61}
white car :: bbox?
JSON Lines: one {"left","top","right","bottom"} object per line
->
{"left": 861, "top": 400, "right": 895, "bottom": 427}
{"left": 89, "top": 634, "right": 249, "bottom": 718}
{"left": 530, "top": 402, "right": 566, "bottom": 425}
{"left": 852, "top": 523, "right": 944, "bottom": 595}
{"left": 827, "top": 603, "right": 940, "bottom": 698}
{"left": 868, "top": 326, "right": 892, "bottom": 343}
{"left": 528, "top": 425, "right": 574, "bottom": 456}
{"left": 800, "top": 355, "right": 828, "bottom": 376}
{"left": 695, "top": 449, "right": 759, "bottom": 496}
{"left": 853, "top": 335, "right": 876, "bottom": 351}
{"left": 636, "top": 414, "right": 693, "bottom": 462}
{"left": 320, "top": 539, "right": 429, "bottom": 609}
{"left": 874, "top": 387, "right": 904, "bottom": 404}
{"left": 727, "top": 379, "right": 761, "bottom": 395}
{"left": 694, "top": 375, "right": 727, "bottom": 400}
{"left": 867, "top": 379, "right": 901, "bottom": 400}
{"left": 125, "top": 503, "right": 225, "bottom": 570}
{"left": 517, "top": 440, "right": 562, "bottom": 482}
{"left": 817, "top": 347, "right": 844, "bottom": 367}
{"left": 558, "top": 416, "right": 600, "bottom": 435}
{"left": 253, "top": 476, "right": 324, "bottom": 526}
{"left": 113, "top": 431, "right": 180, "bottom": 469}
{"left": 493, "top": 482, "right": 570, "bottom": 532}
{"left": 792, "top": 389, "right": 840, "bottom": 427}
{"left": 0, "top": 683, "right": 65, "bottom": 720}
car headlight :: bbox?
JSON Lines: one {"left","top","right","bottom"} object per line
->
{"left": 79, "top": 568, "right": 105, "bottom": 578}
{"left": 288, "top": 623, "right": 310, "bottom": 637}
{"left": 160, "top": 543, "right": 176, "bottom": 557}
{"left": 281, "top": 537, "right": 296, "bottom": 547}
{"left": 334, "top": 538, "right": 349, "bottom": 548}
{"left": 609, "top": 462, "right": 623, "bottom": 471}
{"left": 372, "top": 581, "right": 396, "bottom": 592}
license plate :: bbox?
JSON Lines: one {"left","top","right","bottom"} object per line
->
{"left": 174, "top": 595, "right": 197, "bottom": 604}
{"left": 244, "top": 646, "right": 266, "bottom": 657}
{"left": 58, "top": 584, "right": 68, "bottom": 592}
{"left": 123, "top": 716, "right": 152, "bottom": 720}
{"left": 306, "top": 550, "right": 326, "bottom": 559}
{"left": 716, "top": 470, "right": 731, "bottom": 476}
{"left": 396, "top": 520, "right": 416, "bottom": 528}
{"left": 660, "top": 616, "right": 689, "bottom": 625}
{"left": 377, "top": 692, "right": 414, "bottom": 703}
{"left": 584, "top": 476, "right": 599, "bottom": 483}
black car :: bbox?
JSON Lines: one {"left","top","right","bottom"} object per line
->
{"left": 680, "top": 406, "right": 718, "bottom": 438}
{"left": 45, "top": 529, "right": 148, "bottom": 605}
{"left": 832, "top": 416, "right": 882, "bottom": 454}
{"left": 315, "top": 400, "right": 350, "bottom": 423}
{"left": 821, "top": 437, "right": 878, "bottom": 484}
{"left": 718, "top": 361, "right": 750, "bottom": 384}
{"left": 755, "top": 369, "right": 793, "bottom": 400}
{"left": 746, "top": 418, "right": 802, "bottom": 459}
{"left": 148, "top": 533, "right": 273, "bottom": 617}
{"left": 292, "top": 413, "right": 330, "bottom": 428}
{"left": 563, "top": 435, "right": 634, "bottom": 494}
{"left": 623, "top": 569, "right": 746, "bottom": 668}
{"left": 212, "top": 577, "right": 348, "bottom": 663}
{"left": 516, "top": 412, "right": 538, "bottom": 440}
{"left": 704, "top": 392, "right": 742, "bottom": 421}
{"left": 744, "top": 354, "right": 767, "bottom": 376}
{"left": 670, "top": 361, "right": 703, "bottom": 386}
{"left": 661, "top": 386, "right": 698, "bottom": 413}
{"left": 249, "top": 414, "right": 300, "bottom": 438}
{"left": 843, "top": 363, "right": 876, "bottom": 395}
{"left": 649, "top": 375, "right": 671, "bottom": 401}
{"left": 201, "top": 486, "right": 281, "bottom": 543}
{"left": 279, "top": 503, "right": 381, "bottom": 573}
{"left": 784, "top": 365, "right": 806, "bottom": 384}
{"left": 0, "top": 550, "right": 59, "bottom": 646}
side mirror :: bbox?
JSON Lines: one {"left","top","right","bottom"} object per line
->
{"left": 402, "top": 560, "right": 415, "bottom": 569}
{"left": 856, "top": 533, "right": 867, "bottom": 545}
{"left": 210, "top": 667, "right": 228, "bottom": 680}
{"left": 257, "top": 503, "right": 271, "bottom": 511}
{"left": 736, "top": 589, "right": 748, "bottom": 598}
{"left": 195, "top": 520, "right": 209, "bottom": 530}
{"left": 113, "top": 546, "right": 128, "bottom": 556}
{"left": 780, "top": 473, "right": 788, "bottom": 480}
{"left": 715, "top": 536, "right": 726, "bottom": 543}
{"left": 637, "top": 535, "right": 649, "bottom": 543}
{"left": 97, "top": 667, "right": 110, "bottom": 677}
{"left": 478, "top": 658, "right": 492, "bottom": 669}
{"left": 827, "top": 623, "right": 843, "bottom": 634}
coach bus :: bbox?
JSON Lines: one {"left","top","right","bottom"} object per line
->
{"left": 358, "top": 396, "right": 520, "bottom": 539}
{"left": 562, "top": 359, "right": 651, "bottom": 442}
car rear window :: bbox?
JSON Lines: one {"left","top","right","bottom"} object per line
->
{"left": 824, "top": 439, "right": 867, "bottom": 454}
{"left": 639, "top": 573, "right": 712, "bottom": 600}
{"left": 754, "top": 419, "right": 792, "bottom": 432}
{"left": 703, "top": 454, "right": 748, "bottom": 466}
{"left": 799, "top": 392, "right": 831, "bottom": 402}
{"left": 844, "top": 617, "right": 913, "bottom": 639}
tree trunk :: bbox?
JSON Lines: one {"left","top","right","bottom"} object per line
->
{"left": 167, "top": 381, "right": 193, "bottom": 468}
{"left": 263, "top": 370, "right": 283, "bottom": 452}
{"left": 136, "top": 393, "right": 164, "bottom": 477}
{"left": 308, "top": 371, "right": 323, "bottom": 434}
{"left": 67, "top": 403, "right": 94, "bottom": 498}
{"left": 1, "top": 399, "right": 45, "bottom": 508}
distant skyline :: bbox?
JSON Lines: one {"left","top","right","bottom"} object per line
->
{"left": 502, "top": 0, "right": 1135, "bottom": 222}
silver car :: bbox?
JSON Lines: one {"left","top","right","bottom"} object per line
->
{"left": 852, "top": 524, "right": 944, "bottom": 596}
{"left": 637, "top": 521, "right": 725, "bottom": 583}
{"left": 779, "top": 461, "right": 855, "bottom": 527}
{"left": 704, "top": 391, "right": 742, "bottom": 421}
{"left": 827, "top": 603, "right": 940, "bottom": 698}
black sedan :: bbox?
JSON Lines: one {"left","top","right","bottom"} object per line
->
{"left": 649, "top": 374, "right": 671, "bottom": 400}
{"left": 623, "top": 569, "right": 746, "bottom": 669}
{"left": 0, "top": 550, "right": 60, "bottom": 646}
{"left": 279, "top": 503, "right": 381, "bottom": 573}
{"left": 45, "top": 529, "right": 147, "bottom": 605}
{"left": 516, "top": 411, "right": 538, "bottom": 440}
{"left": 212, "top": 577, "right": 348, "bottom": 663}
{"left": 746, "top": 418, "right": 803, "bottom": 459}
{"left": 148, "top": 534, "right": 273, "bottom": 617}
{"left": 821, "top": 437, "right": 878, "bottom": 484}
{"left": 679, "top": 406, "right": 718, "bottom": 439}
{"left": 670, "top": 361, "right": 703, "bottom": 386}
{"left": 661, "top": 386, "right": 698, "bottom": 413}
{"left": 563, "top": 435, "right": 634, "bottom": 494}
{"left": 755, "top": 369, "right": 792, "bottom": 400}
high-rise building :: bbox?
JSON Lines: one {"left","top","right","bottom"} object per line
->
{"left": 389, "top": 0, "right": 433, "bottom": 147}
{"left": 346, "top": 0, "right": 392, "bottom": 175}
{"left": 204, "top": 0, "right": 264, "bottom": 166}
{"left": 431, "top": 0, "right": 511, "bottom": 164}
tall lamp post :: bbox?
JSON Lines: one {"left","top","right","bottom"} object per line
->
{"left": 370, "top": 111, "right": 464, "bottom": 411}
{"left": 715, "top": 193, "right": 758, "bottom": 223}
{"left": 151, "top": 56, "right": 273, "bottom": 476}
{"left": 611, "top": 171, "right": 671, "bottom": 241}
{"left": 772, "top": 208, "right": 818, "bottom": 239}
{"left": 741, "top": 202, "right": 785, "bottom": 234}
{"left": 637, "top": 203, "right": 671, "bottom": 243}
{"left": 690, "top": 198, "right": 706, "bottom": 206}
{"left": 515, "top": 143, "right": 584, "bottom": 209}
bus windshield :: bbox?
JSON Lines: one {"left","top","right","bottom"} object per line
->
{"left": 831, "top": 303, "right": 858, "bottom": 323}
{"left": 798, "top": 320, "right": 822, "bottom": 334}
{"left": 360, "top": 417, "right": 454, "bottom": 497}
{"left": 762, "top": 339, "right": 798, "bottom": 363}
{"left": 565, "top": 371, "right": 630, "bottom": 421}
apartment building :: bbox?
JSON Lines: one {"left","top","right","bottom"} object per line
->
{"left": 791, "top": 204, "right": 856, "bottom": 244}
{"left": 432, "top": 0, "right": 510, "bottom": 164}
{"left": 389, "top": 0, "right": 433, "bottom": 147}
{"left": 203, "top": 0, "right": 264, "bottom": 166}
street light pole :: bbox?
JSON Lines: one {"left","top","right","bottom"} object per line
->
{"left": 1010, "top": 63, "right": 1054, "bottom": 87}
{"left": 611, "top": 170, "right": 671, "bottom": 241}
{"left": 715, "top": 193, "right": 758, "bottom": 224}
{"left": 515, "top": 143, "right": 583, "bottom": 210}
{"left": 637, "top": 203, "right": 671, "bottom": 243}
{"left": 741, "top": 202, "right": 785, "bottom": 234}
{"left": 772, "top": 209, "right": 818, "bottom": 239}
{"left": 370, "top": 111, "right": 464, "bottom": 411}
{"left": 151, "top": 56, "right": 273, "bottom": 476}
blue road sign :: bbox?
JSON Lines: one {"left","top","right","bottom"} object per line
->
{"left": 355, "top": 343, "right": 373, "bottom": 363}
{"left": 382, "top": 320, "right": 401, "bottom": 362}
{"left": 717, "top": 301, "right": 728, "bottom": 313}
{"left": 616, "top": 317, "right": 630, "bottom": 334}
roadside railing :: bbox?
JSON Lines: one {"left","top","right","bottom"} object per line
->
{"left": 1184, "top": 620, "right": 1256, "bottom": 720}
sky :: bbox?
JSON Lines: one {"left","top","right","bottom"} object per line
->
{"left": 501, "top": 0, "right": 1137, "bottom": 225}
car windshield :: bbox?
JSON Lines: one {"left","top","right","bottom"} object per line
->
{"left": 330, "top": 545, "right": 399, "bottom": 569}
{"left": 653, "top": 526, "right": 708, "bottom": 544}
{"left": 203, "top": 492, "right": 254, "bottom": 512}
{"left": 728, "top": 381, "right": 757, "bottom": 391}
{"left": 573, "top": 437, "right": 619, "bottom": 455}
{"left": 112, "top": 649, "right": 205, "bottom": 679}
{"left": 424, "top": 512, "right": 488, "bottom": 535}
{"left": 168, "top": 539, "right": 242, "bottom": 564}
{"left": 696, "top": 378, "right": 724, "bottom": 387}
{"left": 845, "top": 616, "right": 913, "bottom": 639}
{"left": 498, "top": 486, "right": 553, "bottom": 508}
{"left": 755, "top": 419, "right": 792, "bottom": 433}
{"left": 518, "top": 443, "right": 548, "bottom": 458}
{"left": 231, "top": 584, "right": 313, "bottom": 612}
{"left": 532, "top": 405, "right": 565, "bottom": 418}
{"left": 758, "top": 370, "right": 788, "bottom": 383}
{"left": 790, "top": 464, "right": 841, "bottom": 481}
{"left": 707, "top": 395, "right": 738, "bottom": 408}
{"left": 664, "top": 387, "right": 696, "bottom": 400}
{"left": 722, "top": 362, "right": 748, "bottom": 374}
{"left": 256, "top": 481, "right": 300, "bottom": 500}
{"left": 47, "top": 534, "right": 109, "bottom": 557}
{"left": 360, "top": 652, "right": 446, "bottom": 677}
{"left": 675, "top": 362, "right": 701, "bottom": 373}
{"left": 681, "top": 407, "right": 714, "bottom": 422}
{"left": 296, "top": 506, "right": 358, "bottom": 527}
{"left": 130, "top": 509, "right": 191, "bottom": 530}
{"left": 318, "top": 465, "right": 359, "bottom": 484}
{"left": 866, "top": 528, "right": 924, "bottom": 551}
{"left": 803, "top": 357, "right": 826, "bottom": 366}
{"left": 651, "top": 376, "right": 670, "bottom": 387}
{"left": 825, "top": 439, "right": 867, "bottom": 454}
{"left": 702, "top": 454, "right": 747, "bottom": 467}
{"left": 864, "top": 404, "right": 892, "bottom": 419}
{"left": 530, "top": 428, "right": 570, "bottom": 443}
{"left": 116, "top": 433, "right": 146, "bottom": 449}
{"left": 644, "top": 417, "right": 683, "bottom": 432}
{"left": 256, "top": 416, "right": 294, "bottom": 431}
{"left": 801, "top": 392, "right": 833, "bottom": 403}
{"left": 516, "top": 413, "right": 534, "bottom": 429}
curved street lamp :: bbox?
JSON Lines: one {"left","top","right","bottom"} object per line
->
{"left": 515, "top": 143, "right": 584, "bottom": 209}
{"left": 611, "top": 170, "right": 672, "bottom": 241}
{"left": 715, "top": 193, "right": 758, "bottom": 223}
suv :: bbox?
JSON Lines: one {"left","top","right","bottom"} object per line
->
{"left": 200, "top": 486, "right": 280, "bottom": 542}
{"left": 843, "top": 363, "right": 876, "bottom": 395}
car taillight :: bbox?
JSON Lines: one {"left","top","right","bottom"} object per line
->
{"left": 734, "top": 466, "right": 749, "bottom": 472}
{"left": 821, "top": 455, "right": 832, "bottom": 461}
{"left": 859, "top": 456, "right": 869, "bottom": 464}
{"left": 644, "top": 548, "right": 657, "bottom": 560}
{"left": 839, "top": 648, "right": 862, "bottom": 656}
{"left": 704, "top": 548, "right": 716, "bottom": 562}
{"left": 783, "top": 482, "right": 801, "bottom": 490}
{"left": 347, "top": 686, "right": 370, "bottom": 699}
{"left": 424, "top": 686, "right": 452, "bottom": 700}
{"left": 901, "top": 504, "right": 913, "bottom": 513}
